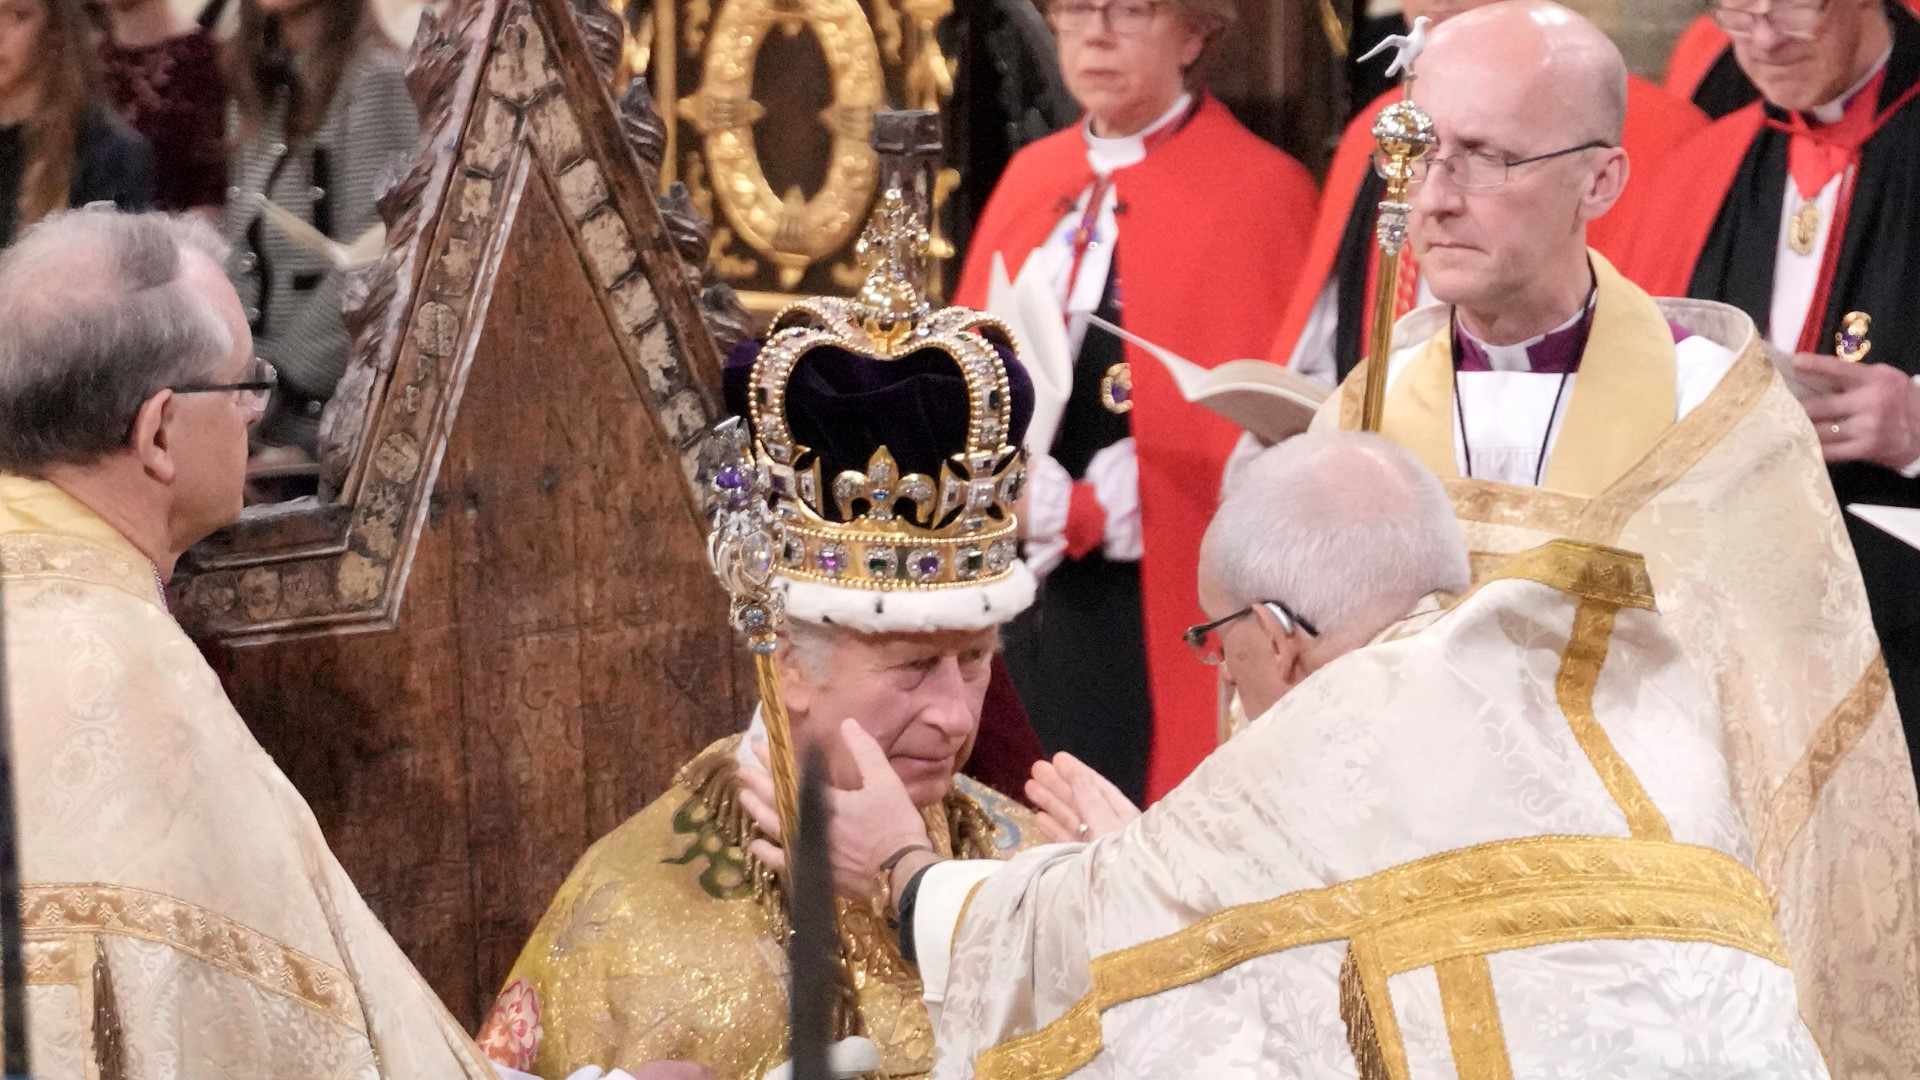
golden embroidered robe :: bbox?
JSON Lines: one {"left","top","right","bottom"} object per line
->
{"left": 928, "top": 542, "right": 1827, "bottom": 1079}
{"left": 1312, "top": 256, "right": 1920, "bottom": 1076}
{"left": 3, "top": 475, "right": 500, "bottom": 1080}
{"left": 477, "top": 736, "right": 1035, "bottom": 1079}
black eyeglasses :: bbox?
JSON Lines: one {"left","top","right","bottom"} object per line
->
{"left": 1183, "top": 601, "right": 1319, "bottom": 666}
{"left": 1380, "top": 141, "right": 1614, "bottom": 190}
{"left": 172, "top": 358, "right": 279, "bottom": 416}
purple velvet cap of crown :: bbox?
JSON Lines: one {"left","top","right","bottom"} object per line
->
{"left": 722, "top": 335, "right": 1035, "bottom": 523}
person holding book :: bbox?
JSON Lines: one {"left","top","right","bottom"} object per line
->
{"left": 951, "top": 0, "right": 1317, "bottom": 805}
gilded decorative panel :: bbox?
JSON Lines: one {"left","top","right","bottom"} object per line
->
{"left": 649, "top": 0, "right": 957, "bottom": 311}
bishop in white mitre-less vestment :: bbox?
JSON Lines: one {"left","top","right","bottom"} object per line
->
{"left": 5, "top": 474, "right": 500, "bottom": 1080}
{"left": 911, "top": 541, "right": 1827, "bottom": 1079}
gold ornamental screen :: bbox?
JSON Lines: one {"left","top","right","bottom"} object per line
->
{"left": 647, "top": 0, "right": 957, "bottom": 312}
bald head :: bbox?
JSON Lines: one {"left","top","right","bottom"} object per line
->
{"left": 1422, "top": 0, "right": 1627, "bottom": 146}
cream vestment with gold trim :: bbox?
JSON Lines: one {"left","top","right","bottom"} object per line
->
{"left": 3, "top": 474, "right": 500, "bottom": 1080}
{"left": 925, "top": 542, "right": 1825, "bottom": 1078}
{"left": 1310, "top": 253, "right": 1920, "bottom": 1077}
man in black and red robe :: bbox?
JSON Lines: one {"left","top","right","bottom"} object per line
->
{"left": 1625, "top": 0, "right": 1920, "bottom": 779}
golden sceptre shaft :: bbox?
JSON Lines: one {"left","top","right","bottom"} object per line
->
{"left": 1359, "top": 67, "right": 1437, "bottom": 432}
{"left": 706, "top": 419, "right": 806, "bottom": 868}
{"left": 705, "top": 420, "right": 865, "bottom": 1045}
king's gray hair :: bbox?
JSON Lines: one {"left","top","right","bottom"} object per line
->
{"left": 780, "top": 618, "right": 845, "bottom": 684}
{"left": 1201, "top": 433, "right": 1471, "bottom": 643}
{"left": 0, "top": 207, "right": 233, "bottom": 476}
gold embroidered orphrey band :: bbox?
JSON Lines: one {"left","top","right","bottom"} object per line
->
{"left": 970, "top": 836, "right": 1786, "bottom": 1080}
{"left": 24, "top": 883, "right": 366, "bottom": 1033}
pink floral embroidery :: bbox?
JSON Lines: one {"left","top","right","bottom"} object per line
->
{"left": 477, "top": 977, "right": 544, "bottom": 1071}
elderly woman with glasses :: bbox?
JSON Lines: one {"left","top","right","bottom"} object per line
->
{"left": 953, "top": 0, "right": 1319, "bottom": 807}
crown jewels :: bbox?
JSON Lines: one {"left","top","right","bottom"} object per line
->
{"left": 742, "top": 188, "right": 1028, "bottom": 595}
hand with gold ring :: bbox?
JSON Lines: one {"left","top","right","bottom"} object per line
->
{"left": 1795, "top": 352, "right": 1920, "bottom": 469}
{"left": 1026, "top": 752, "right": 1142, "bottom": 844}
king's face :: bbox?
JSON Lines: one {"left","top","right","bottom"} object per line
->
{"left": 787, "top": 626, "right": 999, "bottom": 808}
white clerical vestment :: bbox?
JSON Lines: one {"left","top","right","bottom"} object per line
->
{"left": 1376, "top": 284, "right": 1735, "bottom": 489}
{"left": 3, "top": 475, "right": 500, "bottom": 1079}
{"left": 1311, "top": 252, "right": 1920, "bottom": 1074}
{"left": 915, "top": 542, "right": 1826, "bottom": 1079}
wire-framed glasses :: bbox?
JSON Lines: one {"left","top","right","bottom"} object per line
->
{"left": 1183, "top": 600, "right": 1320, "bottom": 666}
{"left": 1708, "top": 0, "right": 1828, "bottom": 41}
{"left": 1375, "top": 141, "right": 1613, "bottom": 190}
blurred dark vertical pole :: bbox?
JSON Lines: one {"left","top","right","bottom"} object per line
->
{"left": 786, "top": 743, "right": 834, "bottom": 1080}
{"left": 0, "top": 565, "right": 31, "bottom": 1079}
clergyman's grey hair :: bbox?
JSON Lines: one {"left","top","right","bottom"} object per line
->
{"left": 1200, "top": 433, "right": 1471, "bottom": 640}
{"left": 0, "top": 208, "right": 233, "bottom": 476}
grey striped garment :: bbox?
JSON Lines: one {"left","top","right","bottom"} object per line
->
{"left": 223, "top": 34, "right": 419, "bottom": 453}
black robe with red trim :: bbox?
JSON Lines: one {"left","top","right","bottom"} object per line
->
{"left": 1623, "top": 0, "right": 1920, "bottom": 761}
{"left": 955, "top": 96, "right": 1318, "bottom": 801}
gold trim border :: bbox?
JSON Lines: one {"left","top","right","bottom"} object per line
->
{"left": 1756, "top": 657, "right": 1893, "bottom": 881}
{"left": 0, "top": 534, "right": 162, "bottom": 609}
{"left": 1435, "top": 955, "right": 1514, "bottom": 1080}
{"left": 970, "top": 836, "right": 1784, "bottom": 1080}
{"left": 1487, "top": 540, "right": 1656, "bottom": 612}
{"left": 24, "top": 884, "right": 365, "bottom": 1033}
{"left": 1556, "top": 598, "right": 1671, "bottom": 840}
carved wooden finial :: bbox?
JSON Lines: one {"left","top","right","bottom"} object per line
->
{"left": 569, "top": 0, "right": 625, "bottom": 80}
{"left": 618, "top": 76, "right": 669, "bottom": 174}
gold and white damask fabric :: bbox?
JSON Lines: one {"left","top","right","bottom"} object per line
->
{"left": 1316, "top": 275, "right": 1920, "bottom": 1076}
{"left": 932, "top": 544, "right": 1826, "bottom": 1079}
{"left": 1, "top": 474, "right": 500, "bottom": 1080}
{"left": 480, "top": 735, "right": 1036, "bottom": 1080}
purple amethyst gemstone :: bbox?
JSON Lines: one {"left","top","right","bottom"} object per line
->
{"left": 1110, "top": 380, "right": 1131, "bottom": 406}
{"left": 817, "top": 547, "right": 845, "bottom": 573}
{"left": 914, "top": 553, "right": 941, "bottom": 578}
{"left": 715, "top": 465, "right": 751, "bottom": 509}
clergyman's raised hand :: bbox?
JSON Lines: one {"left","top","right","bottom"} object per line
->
{"left": 1026, "top": 752, "right": 1141, "bottom": 844}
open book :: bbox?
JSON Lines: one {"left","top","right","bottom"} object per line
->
{"left": 1849, "top": 504, "right": 1920, "bottom": 552}
{"left": 1087, "top": 315, "right": 1329, "bottom": 444}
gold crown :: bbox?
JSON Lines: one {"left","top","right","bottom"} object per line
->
{"left": 744, "top": 189, "right": 1028, "bottom": 594}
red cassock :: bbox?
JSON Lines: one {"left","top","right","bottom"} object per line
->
{"left": 955, "top": 96, "right": 1318, "bottom": 800}
{"left": 1264, "top": 76, "right": 1706, "bottom": 369}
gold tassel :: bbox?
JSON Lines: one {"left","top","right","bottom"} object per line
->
{"left": 91, "top": 937, "right": 124, "bottom": 1080}
{"left": 1340, "top": 944, "right": 1389, "bottom": 1080}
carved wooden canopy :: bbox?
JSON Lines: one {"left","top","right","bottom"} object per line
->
{"left": 176, "top": 0, "right": 750, "bottom": 643}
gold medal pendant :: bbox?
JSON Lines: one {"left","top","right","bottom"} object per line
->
{"left": 1099, "top": 362, "right": 1133, "bottom": 414}
{"left": 1789, "top": 201, "right": 1822, "bottom": 257}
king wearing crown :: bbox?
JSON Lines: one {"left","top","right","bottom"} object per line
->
{"left": 475, "top": 185, "right": 1039, "bottom": 1080}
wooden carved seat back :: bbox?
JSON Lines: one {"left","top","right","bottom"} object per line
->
{"left": 174, "top": 0, "right": 757, "bottom": 1026}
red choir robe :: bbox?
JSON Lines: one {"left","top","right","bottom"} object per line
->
{"left": 1265, "top": 76, "right": 1706, "bottom": 377}
{"left": 955, "top": 95, "right": 1318, "bottom": 800}
{"left": 1664, "top": 15, "right": 1734, "bottom": 103}
{"left": 1620, "top": 0, "right": 1920, "bottom": 794}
